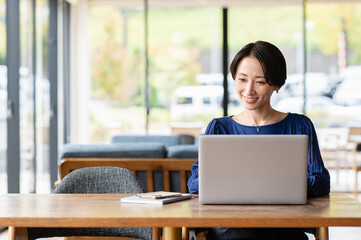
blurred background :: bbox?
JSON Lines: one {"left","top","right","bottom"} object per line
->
{"left": 1, "top": 0, "right": 361, "bottom": 196}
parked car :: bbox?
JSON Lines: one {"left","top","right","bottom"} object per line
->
{"left": 284, "top": 72, "right": 332, "bottom": 97}
{"left": 340, "top": 65, "right": 361, "bottom": 78}
{"left": 275, "top": 95, "right": 361, "bottom": 127}
{"left": 332, "top": 77, "right": 361, "bottom": 106}
{"left": 170, "top": 85, "right": 223, "bottom": 120}
{"left": 274, "top": 96, "right": 344, "bottom": 127}
{"left": 274, "top": 96, "right": 335, "bottom": 114}
{"left": 196, "top": 73, "right": 240, "bottom": 106}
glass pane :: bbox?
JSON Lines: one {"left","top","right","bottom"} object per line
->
{"left": 229, "top": 4, "right": 302, "bottom": 116}
{"left": 307, "top": 3, "right": 361, "bottom": 127}
{"left": 307, "top": 3, "right": 361, "bottom": 193}
{"left": 19, "top": 0, "right": 35, "bottom": 193}
{"left": 88, "top": 4, "right": 145, "bottom": 143}
{"left": 0, "top": 0, "right": 7, "bottom": 194}
{"left": 148, "top": 7, "right": 223, "bottom": 136}
{"left": 35, "top": 0, "right": 50, "bottom": 193}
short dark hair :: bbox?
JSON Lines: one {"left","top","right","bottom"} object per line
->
{"left": 230, "top": 41, "right": 287, "bottom": 88}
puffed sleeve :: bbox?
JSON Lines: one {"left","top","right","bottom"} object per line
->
{"left": 187, "top": 119, "right": 220, "bottom": 193}
{"left": 188, "top": 160, "right": 199, "bottom": 193}
{"left": 300, "top": 116, "right": 331, "bottom": 197}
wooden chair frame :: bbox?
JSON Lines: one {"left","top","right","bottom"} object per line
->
{"left": 353, "top": 145, "right": 361, "bottom": 199}
{"left": 347, "top": 127, "right": 361, "bottom": 143}
{"left": 59, "top": 158, "right": 197, "bottom": 193}
{"left": 345, "top": 127, "right": 361, "bottom": 200}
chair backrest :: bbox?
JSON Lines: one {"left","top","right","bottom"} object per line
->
{"left": 55, "top": 166, "right": 145, "bottom": 194}
{"left": 28, "top": 167, "right": 152, "bottom": 240}
{"left": 356, "top": 143, "right": 361, "bottom": 152}
{"left": 348, "top": 127, "right": 361, "bottom": 142}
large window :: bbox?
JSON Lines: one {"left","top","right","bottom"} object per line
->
{"left": 0, "top": 0, "right": 6, "bottom": 194}
{"left": 86, "top": 5, "right": 224, "bottom": 142}
{"left": 1, "top": 0, "right": 51, "bottom": 194}
{"left": 306, "top": 3, "right": 361, "bottom": 193}
{"left": 19, "top": 0, "right": 36, "bottom": 193}
{"left": 35, "top": 0, "right": 51, "bottom": 193}
{"left": 76, "top": 1, "right": 361, "bottom": 193}
{"left": 84, "top": 2, "right": 361, "bottom": 133}
{"left": 306, "top": 3, "right": 361, "bottom": 127}
{"left": 148, "top": 7, "right": 223, "bottom": 136}
{"left": 87, "top": 4, "right": 146, "bottom": 142}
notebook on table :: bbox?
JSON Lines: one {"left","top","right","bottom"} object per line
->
{"left": 199, "top": 135, "right": 308, "bottom": 204}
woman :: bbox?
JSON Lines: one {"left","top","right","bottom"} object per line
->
{"left": 187, "top": 41, "right": 330, "bottom": 240}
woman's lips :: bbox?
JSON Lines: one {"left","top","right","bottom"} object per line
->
{"left": 243, "top": 95, "right": 258, "bottom": 104}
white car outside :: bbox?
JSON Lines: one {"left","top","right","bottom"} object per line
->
{"left": 333, "top": 77, "right": 361, "bottom": 106}
{"left": 171, "top": 85, "right": 223, "bottom": 120}
{"left": 285, "top": 72, "right": 331, "bottom": 97}
{"left": 274, "top": 96, "right": 334, "bottom": 114}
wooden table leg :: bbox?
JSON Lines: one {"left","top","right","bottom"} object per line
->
{"left": 8, "top": 227, "right": 28, "bottom": 240}
{"left": 163, "top": 227, "right": 182, "bottom": 240}
{"left": 316, "top": 226, "right": 329, "bottom": 240}
{"left": 152, "top": 227, "right": 161, "bottom": 240}
{"left": 182, "top": 227, "right": 189, "bottom": 240}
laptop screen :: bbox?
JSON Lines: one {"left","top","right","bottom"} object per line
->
{"left": 199, "top": 135, "right": 308, "bottom": 204}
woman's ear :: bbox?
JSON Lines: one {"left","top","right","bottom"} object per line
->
{"left": 274, "top": 87, "right": 280, "bottom": 93}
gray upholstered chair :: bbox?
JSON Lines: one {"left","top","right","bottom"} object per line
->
{"left": 27, "top": 167, "right": 152, "bottom": 240}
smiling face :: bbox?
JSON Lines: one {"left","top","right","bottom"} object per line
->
{"left": 235, "top": 57, "right": 279, "bottom": 112}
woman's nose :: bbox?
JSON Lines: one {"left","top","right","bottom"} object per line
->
{"left": 244, "top": 83, "right": 255, "bottom": 95}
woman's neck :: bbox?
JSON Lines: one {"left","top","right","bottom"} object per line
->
{"left": 234, "top": 107, "right": 285, "bottom": 126}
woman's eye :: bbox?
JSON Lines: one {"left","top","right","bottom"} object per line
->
{"left": 257, "top": 81, "right": 266, "bottom": 84}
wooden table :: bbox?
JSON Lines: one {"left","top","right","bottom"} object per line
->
{"left": 1, "top": 193, "right": 361, "bottom": 240}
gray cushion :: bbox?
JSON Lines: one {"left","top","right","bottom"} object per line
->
{"left": 59, "top": 143, "right": 166, "bottom": 160}
{"left": 167, "top": 145, "right": 198, "bottom": 158}
{"left": 179, "top": 134, "right": 195, "bottom": 145}
{"left": 110, "top": 134, "right": 187, "bottom": 148}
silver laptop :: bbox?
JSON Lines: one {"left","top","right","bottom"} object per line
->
{"left": 199, "top": 135, "right": 308, "bottom": 204}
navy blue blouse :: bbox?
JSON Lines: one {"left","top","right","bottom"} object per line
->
{"left": 187, "top": 113, "right": 330, "bottom": 197}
